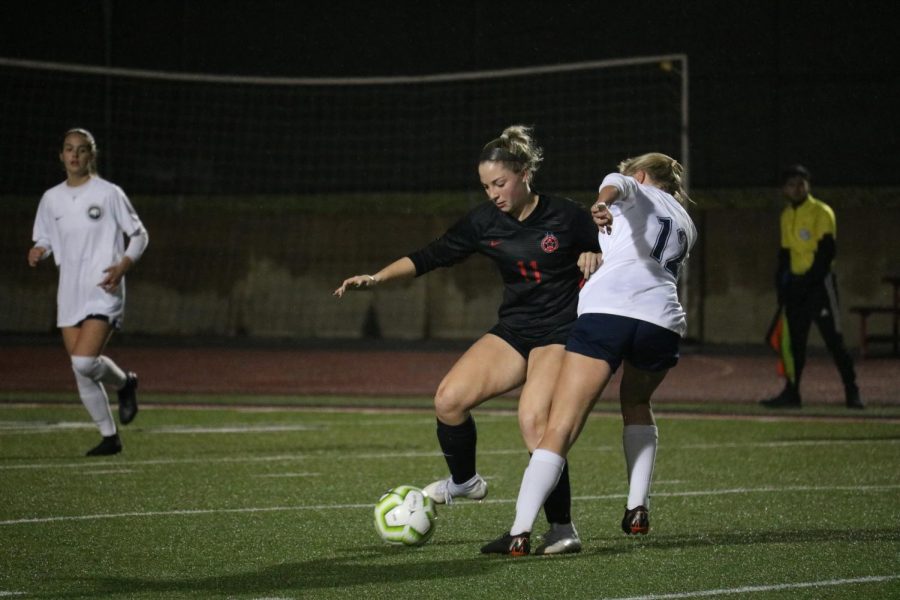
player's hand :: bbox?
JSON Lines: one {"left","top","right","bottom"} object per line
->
{"left": 333, "top": 275, "right": 378, "bottom": 297}
{"left": 592, "top": 201, "right": 613, "bottom": 234}
{"left": 577, "top": 252, "right": 603, "bottom": 280}
{"left": 98, "top": 259, "right": 131, "bottom": 293}
{"left": 27, "top": 246, "right": 47, "bottom": 267}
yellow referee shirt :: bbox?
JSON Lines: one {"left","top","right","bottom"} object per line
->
{"left": 780, "top": 195, "right": 836, "bottom": 275}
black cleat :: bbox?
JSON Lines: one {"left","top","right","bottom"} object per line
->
{"left": 86, "top": 434, "right": 122, "bottom": 456}
{"left": 621, "top": 505, "right": 650, "bottom": 535}
{"left": 760, "top": 387, "right": 801, "bottom": 409}
{"left": 480, "top": 531, "right": 531, "bottom": 556}
{"left": 845, "top": 386, "right": 865, "bottom": 409}
{"left": 118, "top": 372, "right": 139, "bottom": 425}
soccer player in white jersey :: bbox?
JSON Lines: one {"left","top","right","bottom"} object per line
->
{"left": 482, "top": 152, "right": 697, "bottom": 555}
{"left": 28, "top": 128, "right": 149, "bottom": 456}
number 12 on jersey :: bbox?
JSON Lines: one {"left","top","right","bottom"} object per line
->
{"left": 650, "top": 217, "right": 688, "bottom": 278}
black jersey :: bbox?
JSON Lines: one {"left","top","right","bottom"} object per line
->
{"left": 408, "top": 194, "right": 600, "bottom": 338}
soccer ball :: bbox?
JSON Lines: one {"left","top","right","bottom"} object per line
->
{"left": 373, "top": 485, "right": 436, "bottom": 546}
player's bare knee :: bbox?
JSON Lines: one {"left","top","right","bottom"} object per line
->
{"left": 433, "top": 383, "right": 473, "bottom": 424}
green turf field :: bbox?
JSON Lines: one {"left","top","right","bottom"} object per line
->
{"left": 1, "top": 399, "right": 898, "bottom": 599}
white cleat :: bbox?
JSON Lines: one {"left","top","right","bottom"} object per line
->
{"left": 423, "top": 474, "right": 488, "bottom": 505}
{"left": 533, "top": 522, "right": 583, "bottom": 555}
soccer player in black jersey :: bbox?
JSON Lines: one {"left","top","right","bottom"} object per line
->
{"left": 335, "top": 125, "right": 600, "bottom": 554}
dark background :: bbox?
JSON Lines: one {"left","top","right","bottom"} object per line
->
{"left": 2, "top": 0, "right": 899, "bottom": 188}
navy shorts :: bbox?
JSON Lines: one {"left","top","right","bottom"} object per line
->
{"left": 565, "top": 313, "right": 680, "bottom": 373}
{"left": 489, "top": 321, "right": 572, "bottom": 360}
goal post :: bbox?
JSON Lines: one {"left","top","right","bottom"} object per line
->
{"left": 0, "top": 55, "right": 690, "bottom": 339}
{"left": 0, "top": 54, "right": 688, "bottom": 196}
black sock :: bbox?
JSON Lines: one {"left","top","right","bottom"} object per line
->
{"left": 543, "top": 459, "right": 571, "bottom": 524}
{"left": 436, "top": 416, "right": 477, "bottom": 485}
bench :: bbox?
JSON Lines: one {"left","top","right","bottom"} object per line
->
{"left": 850, "top": 275, "right": 900, "bottom": 358}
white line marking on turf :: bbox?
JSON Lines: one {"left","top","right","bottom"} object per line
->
{"left": 0, "top": 421, "right": 95, "bottom": 434}
{"left": 149, "top": 424, "right": 323, "bottom": 434}
{"left": 600, "top": 574, "right": 900, "bottom": 600}
{"left": 252, "top": 472, "right": 320, "bottom": 478}
{"left": 680, "top": 439, "right": 900, "bottom": 449}
{"left": 2, "top": 484, "right": 898, "bottom": 526}
{"left": 81, "top": 469, "right": 135, "bottom": 475}
{"left": 0, "top": 502, "right": 374, "bottom": 525}
{"left": 0, "top": 592, "right": 26, "bottom": 597}
{"left": 0, "top": 448, "right": 521, "bottom": 471}
{"left": 2, "top": 436, "right": 898, "bottom": 471}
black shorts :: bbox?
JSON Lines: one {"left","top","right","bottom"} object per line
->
{"left": 74, "top": 314, "right": 120, "bottom": 330}
{"left": 565, "top": 313, "right": 680, "bottom": 373}
{"left": 489, "top": 321, "right": 572, "bottom": 360}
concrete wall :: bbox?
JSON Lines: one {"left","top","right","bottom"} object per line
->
{"left": 3, "top": 192, "right": 898, "bottom": 350}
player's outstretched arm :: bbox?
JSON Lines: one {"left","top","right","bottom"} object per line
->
{"left": 333, "top": 257, "right": 417, "bottom": 297}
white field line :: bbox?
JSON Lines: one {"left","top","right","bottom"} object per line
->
{"left": 252, "top": 472, "right": 320, "bottom": 478}
{"left": 0, "top": 592, "right": 26, "bottom": 597}
{"left": 601, "top": 574, "right": 900, "bottom": 600}
{"left": 80, "top": 469, "right": 136, "bottom": 475}
{"left": 0, "top": 418, "right": 436, "bottom": 435}
{"left": 149, "top": 424, "right": 323, "bottom": 434}
{"left": 0, "top": 420, "right": 96, "bottom": 434}
{"left": 2, "top": 437, "right": 899, "bottom": 471}
{"left": 0, "top": 439, "right": 900, "bottom": 471}
{"left": 2, "top": 483, "right": 898, "bottom": 526}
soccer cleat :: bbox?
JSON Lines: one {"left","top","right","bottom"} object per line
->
{"left": 422, "top": 474, "right": 487, "bottom": 505}
{"left": 845, "top": 386, "right": 865, "bottom": 409}
{"left": 533, "top": 522, "right": 582, "bottom": 555}
{"left": 621, "top": 505, "right": 650, "bottom": 535}
{"left": 85, "top": 434, "right": 123, "bottom": 456}
{"left": 480, "top": 531, "right": 531, "bottom": 556}
{"left": 760, "top": 387, "right": 801, "bottom": 409}
{"left": 118, "top": 372, "right": 139, "bottom": 425}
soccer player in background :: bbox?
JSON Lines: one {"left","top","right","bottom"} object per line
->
{"left": 482, "top": 152, "right": 696, "bottom": 555}
{"left": 761, "top": 164, "right": 863, "bottom": 409}
{"left": 335, "top": 125, "right": 600, "bottom": 554}
{"left": 28, "top": 128, "right": 148, "bottom": 456}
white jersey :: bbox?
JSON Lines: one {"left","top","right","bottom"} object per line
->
{"left": 578, "top": 173, "right": 697, "bottom": 336}
{"left": 32, "top": 176, "right": 146, "bottom": 327}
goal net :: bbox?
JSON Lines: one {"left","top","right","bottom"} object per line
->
{"left": 0, "top": 55, "right": 688, "bottom": 339}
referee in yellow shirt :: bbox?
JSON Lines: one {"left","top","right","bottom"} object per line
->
{"left": 762, "top": 164, "right": 863, "bottom": 409}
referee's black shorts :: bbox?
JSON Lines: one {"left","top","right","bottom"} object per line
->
{"left": 565, "top": 313, "right": 680, "bottom": 373}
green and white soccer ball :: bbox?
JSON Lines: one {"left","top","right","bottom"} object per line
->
{"left": 373, "top": 485, "right": 436, "bottom": 546}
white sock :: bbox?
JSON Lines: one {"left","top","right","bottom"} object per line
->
{"left": 97, "top": 355, "right": 127, "bottom": 388}
{"left": 624, "top": 424, "right": 658, "bottom": 509}
{"left": 71, "top": 355, "right": 127, "bottom": 389}
{"left": 73, "top": 371, "right": 117, "bottom": 437}
{"left": 511, "top": 449, "right": 565, "bottom": 535}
